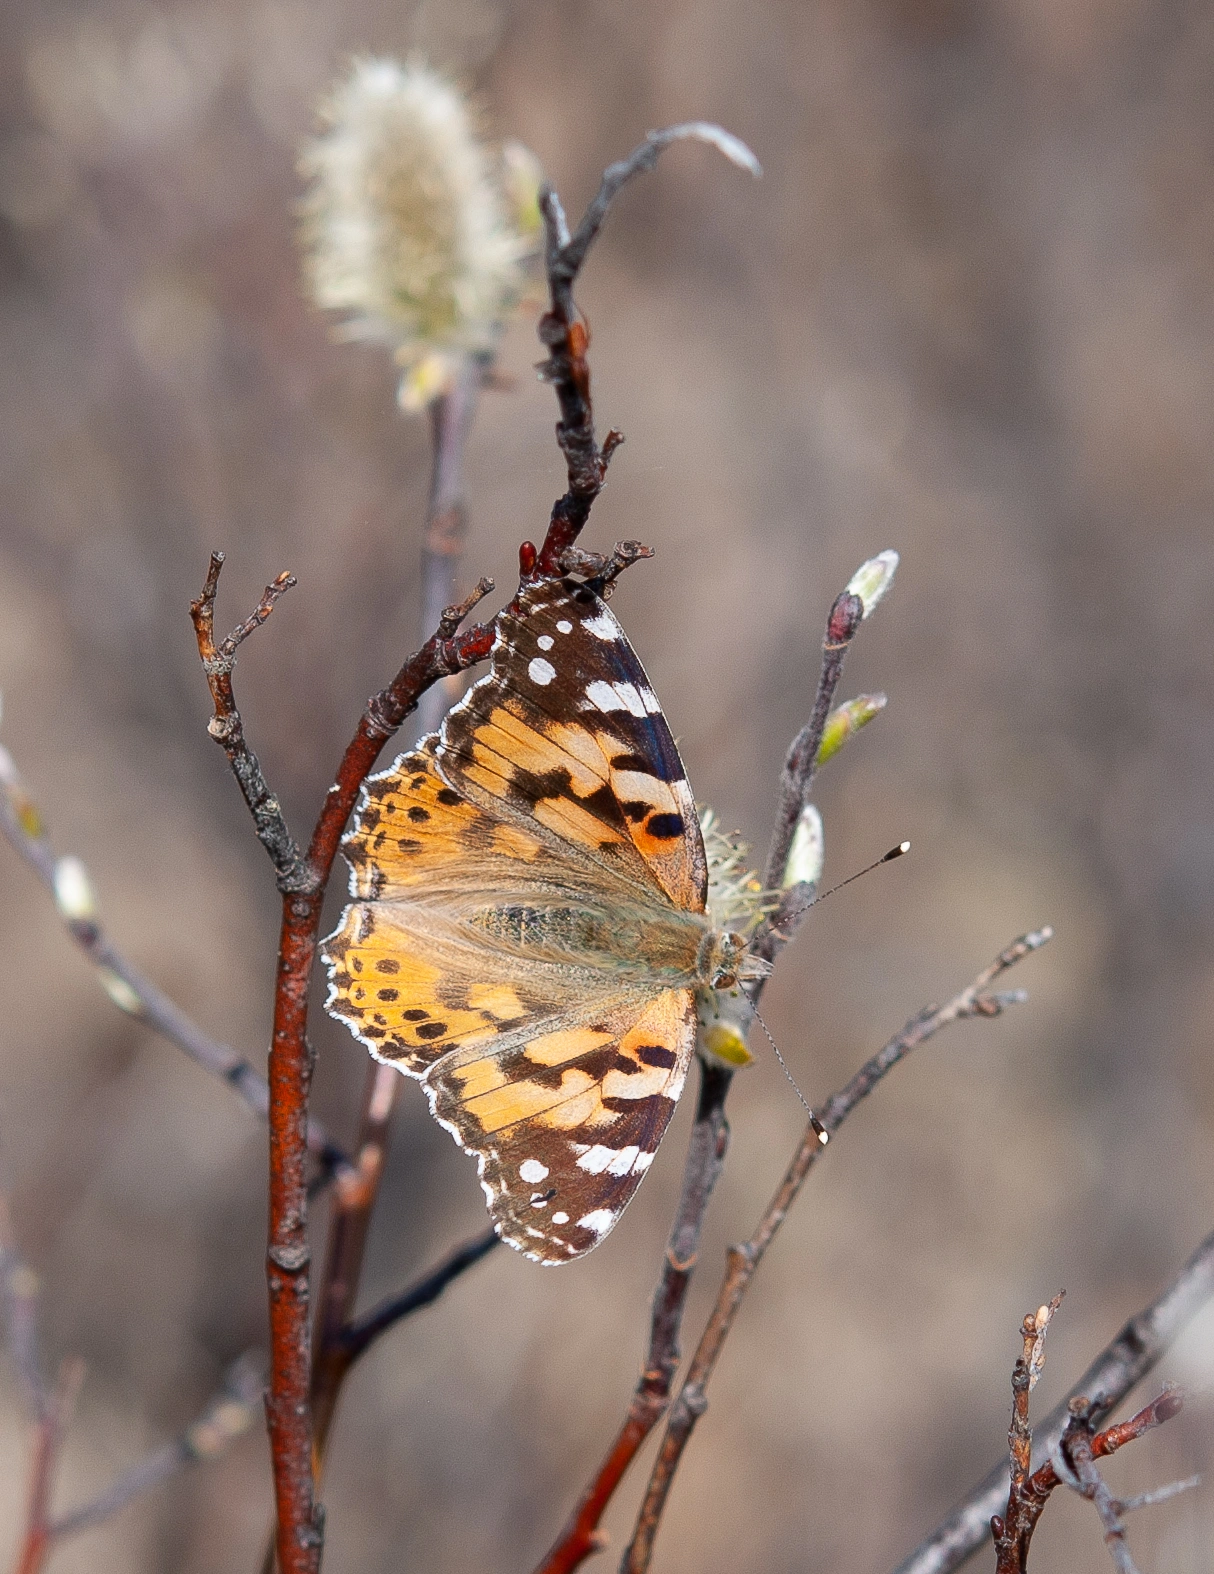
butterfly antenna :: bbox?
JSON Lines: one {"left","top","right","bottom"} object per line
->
{"left": 751, "top": 1008, "right": 829, "bottom": 1147}
{"left": 781, "top": 840, "right": 910, "bottom": 927}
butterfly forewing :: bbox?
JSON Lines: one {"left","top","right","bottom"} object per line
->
{"left": 437, "top": 579, "right": 707, "bottom": 913}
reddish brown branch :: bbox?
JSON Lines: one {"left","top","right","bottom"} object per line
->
{"left": 14, "top": 1356, "right": 85, "bottom": 1574}
{"left": 992, "top": 1291, "right": 1186, "bottom": 1574}
{"left": 533, "top": 1063, "right": 732, "bottom": 1574}
{"left": 620, "top": 930, "right": 1051, "bottom": 1574}
{"left": 534, "top": 124, "right": 758, "bottom": 576}
{"left": 310, "top": 1063, "right": 399, "bottom": 1476}
{"left": 891, "top": 1221, "right": 1214, "bottom": 1574}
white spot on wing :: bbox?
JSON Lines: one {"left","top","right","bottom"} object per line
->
{"left": 584, "top": 679, "right": 648, "bottom": 717}
{"left": 556, "top": 620, "right": 573, "bottom": 634}
{"left": 577, "top": 1209, "right": 616, "bottom": 1238}
{"left": 536, "top": 634, "right": 554, "bottom": 651}
{"left": 531, "top": 1194, "right": 550, "bottom": 1208}
{"left": 633, "top": 1150, "right": 655, "bottom": 1172}
{"left": 519, "top": 1158, "right": 549, "bottom": 1183}
{"left": 582, "top": 611, "right": 620, "bottom": 641}
{"left": 552, "top": 1210, "right": 570, "bottom": 1224}
{"left": 528, "top": 657, "right": 556, "bottom": 686}
{"left": 577, "top": 1144, "right": 645, "bottom": 1176}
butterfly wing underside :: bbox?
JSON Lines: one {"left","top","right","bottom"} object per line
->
{"left": 322, "top": 579, "right": 709, "bottom": 1262}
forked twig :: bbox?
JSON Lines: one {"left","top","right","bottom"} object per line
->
{"left": 992, "top": 1291, "right": 1189, "bottom": 1574}
{"left": 891, "top": 1224, "right": 1214, "bottom": 1574}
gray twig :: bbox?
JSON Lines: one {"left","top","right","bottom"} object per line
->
{"left": 0, "top": 749, "right": 346, "bottom": 1176}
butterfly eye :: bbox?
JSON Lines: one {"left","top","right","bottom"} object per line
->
{"left": 712, "top": 968, "right": 738, "bottom": 990}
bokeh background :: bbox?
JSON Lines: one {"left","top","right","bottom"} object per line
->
{"left": 2, "top": 1, "right": 1214, "bottom": 1569}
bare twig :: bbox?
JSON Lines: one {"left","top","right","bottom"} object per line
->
{"left": 339, "top": 1226, "right": 501, "bottom": 1364}
{"left": 533, "top": 124, "right": 759, "bottom": 576}
{"left": 1062, "top": 1392, "right": 1186, "bottom": 1574}
{"left": 190, "top": 555, "right": 302, "bottom": 888}
{"left": 993, "top": 1331, "right": 1186, "bottom": 1574}
{"left": 49, "top": 1352, "right": 264, "bottom": 1540}
{"left": 533, "top": 1064, "right": 732, "bottom": 1574}
{"left": 993, "top": 1296, "right": 1066, "bottom": 1574}
{"left": 14, "top": 1356, "right": 86, "bottom": 1574}
{"left": 413, "top": 356, "right": 486, "bottom": 742}
{"left": 891, "top": 1226, "right": 1214, "bottom": 1574}
{"left": 621, "top": 930, "right": 1052, "bottom": 1574}
{"left": 310, "top": 1064, "right": 400, "bottom": 1475}
{"left": 753, "top": 589, "right": 865, "bottom": 968}
{"left": 0, "top": 754, "right": 346, "bottom": 1177}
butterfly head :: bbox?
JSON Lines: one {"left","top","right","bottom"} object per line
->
{"left": 696, "top": 927, "right": 763, "bottom": 991}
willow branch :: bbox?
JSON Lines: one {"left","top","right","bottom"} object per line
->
{"left": 338, "top": 1227, "right": 501, "bottom": 1365}
{"left": 621, "top": 930, "right": 1053, "bottom": 1574}
{"left": 190, "top": 555, "right": 302, "bottom": 886}
{"left": 192, "top": 562, "right": 497, "bottom": 1574}
{"left": 534, "top": 577, "right": 871, "bottom": 1574}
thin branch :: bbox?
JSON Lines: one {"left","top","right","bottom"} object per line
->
{"left": 533, "top": 124, "right": 759, "bottom": 576}
{"left": 621, "top": 930, "right": 1052, "bottom": 1574}
{"left": 753, "top": 589, "right": 865, "bottom": 967}
{"left": 310, "top": 1064, "right": 400, "bottom": 1476}
{"left": 339, "top": 1226, "right": 501, "bottom": 1364}
{"left": 14, "top": 1356, "right": 85, "bottom": 1574}
{"left": 49, "top": 1351, "right": 265, "bottom": 1540}
{"left": 0, "top": 755, "right": 346, "bottom": 1177}
{"left": 994, "top": 1367, "right": 1186, "bottom": 1574}
{"left": 413, "top": 356, "right": 486, "bottom": 741}
{"left": 533, "top": 1064, "right": 732, "bottom": 1574}
{"left": 190, "top": 554, "right": 303, "bottom": 887}
{"left": 890, "top": 1226, "right": 1214, "bottom": 1574}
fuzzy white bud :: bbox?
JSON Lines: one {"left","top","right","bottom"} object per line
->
{"left": 298, "top": 57, "right": 538, "bottom": 410}
{"left": 845, "top": 549, "right": 899, "bottom": 619}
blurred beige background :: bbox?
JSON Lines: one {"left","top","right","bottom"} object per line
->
{"left": 1, "top": 0, "right": 1214, "bottom": 1570}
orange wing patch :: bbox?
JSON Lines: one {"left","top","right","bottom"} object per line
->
{"left": 323, "top": 907, "right": 512, "bottom": 1073}
{"left": 427, "top": 990, "right": 696, "bottom": 1262}
{"left": 438, "top": 578, "right": 708, "bottom": 911}
{"left": 343, "top": 744, "right": 547, "bottom": 901}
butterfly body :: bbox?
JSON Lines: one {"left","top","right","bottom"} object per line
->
{"left": 322, "top": 577, "right": 747, "bottom": 1263}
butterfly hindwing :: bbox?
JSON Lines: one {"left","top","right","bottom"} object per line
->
{"left": 426, "top": 989, "right": 695, "bottom": 1261}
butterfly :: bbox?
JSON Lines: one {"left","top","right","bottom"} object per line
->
{"left": 321, "top": 575, "right": 753, "bottom": 1263}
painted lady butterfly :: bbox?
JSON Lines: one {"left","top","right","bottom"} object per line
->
{"left": 321, "top": 576, "right": 752, "bottom": 1263}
